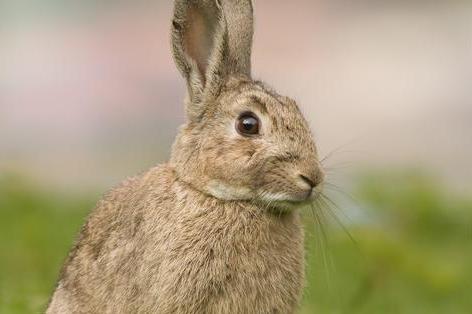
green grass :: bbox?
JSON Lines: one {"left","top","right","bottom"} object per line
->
{"left": 0, "top": 175, "right": 92, "bottom": 313}
{"left": 1, "top": 171, "right": 471, "bottom": 313}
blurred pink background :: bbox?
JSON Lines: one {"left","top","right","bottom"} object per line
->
{"left": 1, "top": 1, "right": 471, "bottom": 192}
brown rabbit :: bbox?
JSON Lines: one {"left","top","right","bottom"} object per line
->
{"left": 47, "top": 0, "right": 324, "bottom": 313}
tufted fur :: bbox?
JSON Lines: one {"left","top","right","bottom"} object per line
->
{"left": 48, "top": 1, "right": 324, "bottom": 313}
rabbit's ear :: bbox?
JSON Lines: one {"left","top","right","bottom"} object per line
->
{"left": 172, "top": 0, "right": 254, "bottom": 119}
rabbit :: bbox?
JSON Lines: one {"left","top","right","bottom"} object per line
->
{"left": 47, "top": 0, "right": 325, "bottom": 313}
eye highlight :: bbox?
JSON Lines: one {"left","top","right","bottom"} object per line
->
{"left": 236, "top": 112, "right": 260, "bottom": 136}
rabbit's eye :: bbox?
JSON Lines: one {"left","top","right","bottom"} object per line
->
{"left": 236, "top": 112, "right": 260, "bottom": 136}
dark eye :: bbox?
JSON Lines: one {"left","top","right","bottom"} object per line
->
{"left": 236, "top": 112, "right": 260, "bottom": 136}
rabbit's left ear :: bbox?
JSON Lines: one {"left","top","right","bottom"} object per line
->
{"left": 172, "top": 0, "right": 254, "bottom": 119}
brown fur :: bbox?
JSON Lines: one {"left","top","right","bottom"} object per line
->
{"left": 48, "top": 1, "right": 323, "bottom": 313}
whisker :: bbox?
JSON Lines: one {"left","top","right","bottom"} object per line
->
{"left": 318, "top": 194, "right": 358, "bottom": 247}
{"left": 323, "top": 182, "right": 359, "bottom": 206}
{"left": 319, "top": 191, "right": 354, "bottom": 225}
{"left": 310, "top": 202, "right": 332, "bottom": 288}
{"left": 322, "top": 161, "right": 355, "bottom": 171}
{"left": 317, "top": 200, "right": 340, "bottom": 285}
{"left": 319, "top": 136, "right": 366, "bottom": 165}
{"left": 320, "top": 182, "right": 360, "bottom": 215}
{"left": 320, "top": 146, "right": 358, "bottom": 164}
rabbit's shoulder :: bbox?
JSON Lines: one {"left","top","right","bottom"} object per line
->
{"left": 85, "top": 164, "right": 175, "bottom": 233}
{"left": 53, "top": 164, "right": 178, "bottom": 312}
{"left": 83, "top": 164, "right": 177, "bottom": 246}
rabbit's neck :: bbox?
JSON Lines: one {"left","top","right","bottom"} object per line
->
{"left": 146, "top": 165, "right": 305, "bottom": 312}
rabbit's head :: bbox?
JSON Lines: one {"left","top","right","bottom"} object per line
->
{"left": 170, "top": 0, "right": 324, "bottom": 211}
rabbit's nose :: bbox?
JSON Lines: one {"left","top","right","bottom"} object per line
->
{"left": 296, "top": 172, "right": 322, "bottom": 200}
{"left": 299, "top": 174, "right": 316, "bottom": 188}
{"left": 298, "top": 170, "right": 324, "bottom": 189}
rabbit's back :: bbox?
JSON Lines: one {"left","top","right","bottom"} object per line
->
{"left": 48, "top": 165, "right": 304, "bottom": 313}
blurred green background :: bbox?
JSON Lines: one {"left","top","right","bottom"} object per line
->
{"left": 1, "top": 171, "right": 471, "bottom": 313}
{"left": 1, "top": 1, "right": 471, "bottom": 313}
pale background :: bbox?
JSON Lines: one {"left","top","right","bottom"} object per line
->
{"left": 1, "top": 0, "right": 471, "bottom": 193}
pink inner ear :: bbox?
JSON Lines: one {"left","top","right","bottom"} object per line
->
{"left": 183, "top": 7, "right": 215, "bottom": 80}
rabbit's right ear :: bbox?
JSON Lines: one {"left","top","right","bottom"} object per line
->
{"left": 171, "top": 0, "right": 254, "bottom": 121}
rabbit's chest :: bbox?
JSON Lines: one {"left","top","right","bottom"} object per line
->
{"left": 151, "top": 206, "right": 305, "bottom": 313}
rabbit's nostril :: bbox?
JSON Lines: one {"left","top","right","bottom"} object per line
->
{"left": 299, "top": 174, "right": 316, "bottom": 188}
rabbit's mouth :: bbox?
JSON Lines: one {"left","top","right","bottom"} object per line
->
{"left": 254, "top": 188, "right": 322, "bottom": 212}
{"left": 256, "top": 198, "right": 317, "bottom": 213}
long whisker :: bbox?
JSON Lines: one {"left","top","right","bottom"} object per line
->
{"left": 319, "top": 190, "right": 353, "bottom": 222}
{"left": 321, "top": 160, "right": 355, "bottom": 168}
{"left": 319, "top": 136, "right": 365, "bottom": 165}
{"left": 323, "top": 182, "right": 359, "bottom": 205}
{"left": 310, "top": 201, "right": 332, "bottom": 288}
{"left": 320, "top": 146, "right": 358, "bottom": 164}
{"left": 318, "top": 194, "right": 358, "bottom": 247}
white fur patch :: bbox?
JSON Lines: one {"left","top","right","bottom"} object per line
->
{"left": 207, "top": 181, "right": 253, "bottom": 200}
{"left": 258, "top": 191, "right": 292, "bottom": 202}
